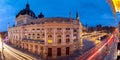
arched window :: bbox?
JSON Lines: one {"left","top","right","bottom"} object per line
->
{"left": 48, "top": 35, "right": 52, "bottom": 44}
{"left": 66, "top": 38, "right": 70, "bottom": 43}
{"left": 57, "top": 35, "right": 61, "bottom": 38}
{"left": 66, "top": 35, "right": 70, "bottom": 37}
{"left": 57, "top": 39, "right": 61, "bottom": 43}
{"left": 57, "top": 35, "right": 62, "bottom": 43}
{"left": 48, "top": 35, "right": 52, "bottom": 38}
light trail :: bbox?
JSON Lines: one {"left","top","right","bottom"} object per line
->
{"left": 4, "top": 43, "right": 37, "bottom": 60}
{"left": 87, "top": 33, "right": 114, "bottom": 60}
{"left": 0, "top": 37, "right": 2, "bottom": 49}
{"left": 77, "top": 29, "right": 118, "bottom": 60}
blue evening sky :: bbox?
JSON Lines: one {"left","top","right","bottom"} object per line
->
{"left": 0, "top": 0, "right": 118, "bottom": 31}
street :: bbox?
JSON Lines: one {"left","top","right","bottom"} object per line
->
{"left": 0, "top": 37, "right": 37, "bottom": 60}
{"left": 104, "top": 36, "right": 118, "bottom": 60}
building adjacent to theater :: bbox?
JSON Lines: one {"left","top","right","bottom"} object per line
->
{"left": 8, "top": 3, "right": 82, "bottom": 58}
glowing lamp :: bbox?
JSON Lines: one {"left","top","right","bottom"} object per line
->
{"left": 48, "top": 39, "right": 52, "bottom": 43}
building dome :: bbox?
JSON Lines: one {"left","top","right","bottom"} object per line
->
{"left": 38, "top": 12, "right": 44, "bottom": 18}
{"left": 16, "top": 3, "right": 36, "bottom": 18}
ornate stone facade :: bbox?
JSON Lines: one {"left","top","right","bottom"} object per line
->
{"left": 8, "top": 4, "right": 82, "bottom": 58}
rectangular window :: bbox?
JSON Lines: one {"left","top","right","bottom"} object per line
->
{"left": 32, "top": 29, "right": 35, "bottom": 30}
{"left": 37, "top": 28, "right": 40, "bottom": 30}
{"left": 57, "top": 39, "right": 61, "bottom": 43}
{"left": 57, "top": 48, "right": 61, "bottom": 56}
{"left": 66, "top": 47, "right": 69, "bottom": 55}
{"left": 48, "top": 48, "right": 52, "bottom": 57}
{"left": 73, "top": 29, "right": 77, "bottom": 32}
{"left": 37, "top": 34, "right": 40, "bottom": 36}
{"left": 57, "top": 28, "right": 62, "bottom": 30}
{"left": 42, "top": 28, "right": 44, "bottom": 30}
{"left": 37, "top": 37, "right": 40, "bottom": 39}
{"left": 66, "top": 28, "right": 70, "bottom": 30}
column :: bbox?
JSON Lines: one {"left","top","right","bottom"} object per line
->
{"left": 21, "top": 30, "right": 22, "bottom": 39}
{"left": 28, "top": 44, "right": 30, "bottom": 52}
{"left": 38, "top": 45, "right": 40, "bottom": 55}
{"left": 44, "top": 29, "right": 47, "bottom": 45}
{"left": 71, "top": 28, "right": 73, "bottom": 43}
{"left": 79, "top": 26, "right": 83, "bottom": 50}
{"left": 8, "top": 31, "right": 10, "bottom": 40}
{"left": 62, "top": 28, "right": 65, "bottom": 45}
{"left": 32, "top": 45, "right": 35, "bottom": 53}
{"left": 52, "top": 47, "right": 57, "bottom": 58}
{"left": 53, "top": 28, "right": 56, "bottom": 45}
{"left": 61, "top": 47, "right": 66, "bottom": 56}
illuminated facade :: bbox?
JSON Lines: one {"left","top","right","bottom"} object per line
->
{"left": 8, "top": 4, "right": 82, "bottom": 58}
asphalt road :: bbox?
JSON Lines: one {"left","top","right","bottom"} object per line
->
{"left": 2, "top": 49, "right": 18, "bottom": 60}
{"left": 104, "top": 36, "right": 118, "bottom": 60}
{"left": 0, "top": 38, "right": 37, "bottom": 60}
